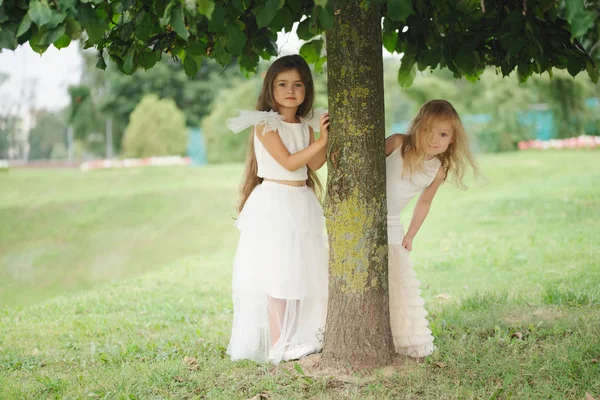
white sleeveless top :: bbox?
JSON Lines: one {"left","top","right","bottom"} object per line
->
{"left": 254, "top": 120, "right": 309, "bottom": 180}
{"left": 227, "top": 109, "right": 325, "bottom": 181}
{"left": 386, "top": 145, "right": 441, "bottom": 244}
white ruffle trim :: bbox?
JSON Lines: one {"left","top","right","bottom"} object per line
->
{"left": 389, "top": 243, "right": 435, "bottom": 358}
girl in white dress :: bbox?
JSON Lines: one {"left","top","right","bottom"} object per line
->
{"left": 226, "top": 55, "right": 329, "bottom": 364}
{"left": 386, "top": 99, "right": 480, "bottom": 358}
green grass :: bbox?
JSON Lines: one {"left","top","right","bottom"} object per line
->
{"left": 1, "top": 151, "right": 599, "bottom": 399}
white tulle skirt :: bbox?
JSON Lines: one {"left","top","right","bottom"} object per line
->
{"left": 227, "top": 181, "right": 328, "bottom": 364}
{"left": 388, "top": 226, "right": 435, "bottom": 358}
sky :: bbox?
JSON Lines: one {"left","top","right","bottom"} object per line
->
{"left": 0, "top": 42, "right": 83, "bottom": 113}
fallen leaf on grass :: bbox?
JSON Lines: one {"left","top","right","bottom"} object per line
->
{"left": 435, "top": 293, "right": 451, "bottom": 300}
{"left": 433, "top": 362, "right": 447, "bottom": 368}
{"left": 586, "top": 393, "right": 596, "bottom": 400}
{"left": 511, "top": 332, "right": 523, "bottom": 340}
{"left": 172, "top": 375, "right": 186, "bottom": 383}
{"left": 184, "top": 356, "right": 199, "bottom": 371}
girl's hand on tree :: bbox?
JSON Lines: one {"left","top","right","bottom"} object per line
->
{"left": 401, "top": 236, "right": 413, "bottom": 251}
{"left": 319, "top": 113, "right": 329, "bottom": 146}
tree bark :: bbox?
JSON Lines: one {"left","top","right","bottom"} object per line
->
{"left": 322, "top": 1, "right": 393, "bottom": 368}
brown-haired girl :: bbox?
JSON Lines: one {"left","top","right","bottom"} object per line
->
{"left": 226, "top": 55, "right": 329, "bottom": 364}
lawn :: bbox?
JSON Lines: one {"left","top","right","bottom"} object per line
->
{"left": 1, "top": 150, "right": 598, "bottom": 399}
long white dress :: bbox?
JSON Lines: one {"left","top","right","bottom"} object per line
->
{"left": 386, "top": 145, "right": 440, "bottom": 358}
{"left": 226, "top": 110, "right": 328, "bottom": 364}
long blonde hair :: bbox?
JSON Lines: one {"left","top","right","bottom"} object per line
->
{"left": 238, "top": 55, "right": 323, "bottom": 213}
{"left": 401, "top": 99, "right": 479, "bottom": 190}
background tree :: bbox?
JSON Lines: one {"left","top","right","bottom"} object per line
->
{"left": 75, "top": 46, "right": 243, "bottom": 154}
{"left": 67, "top": 84, "right": 105, "bottom": 155}
{"left": 28, "top": 111, "right": 68, "bottom": 160}
{"left": 122, "top": 94, "right": 187, "bottom": 158}
{"left": 2, "top": 0, "right": 598, "bottom": 368}
{"left": 531, "top": 70, "right": 596, "bottom": 139}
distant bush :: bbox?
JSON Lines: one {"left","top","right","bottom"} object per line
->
{"left": 122, "top": 95, "right": 187, "bottom": 158}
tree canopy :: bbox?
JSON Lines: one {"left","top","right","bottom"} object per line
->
{"left": 1, "top": 0, "right": 598, "bottom": 85}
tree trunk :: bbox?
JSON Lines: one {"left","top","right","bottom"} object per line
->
{"left": 322, "top": 1, "right": 393, "bottom": 368}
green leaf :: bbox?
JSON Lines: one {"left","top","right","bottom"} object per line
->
{"left": 567, "top": 57, "right": 581, "bottom": 77}
{"left": 0, "top": 28, "right": 18, "bottom": 50}
{"left": 382, "top": 27, "right": 397, "bottom": 53}
{"left": 586, "top": 61, "right": 599, "bottom": 84}
{"left": 155, "top": 0, "right": 167, "bottom": 17}
{"left": 53, "top": 33, "right": 71, "bottom": 49}
{"left": 271, "top": 7, "right": 293, "bottom": 32}
{"left": 78, "top": 3, "right": 107, "bottom": 44}
{"left": 387, "top": 0, "right": 413, "bottom": 22}
{"left": 28, "top": 0, "right": 53, "bottom": 27}
{"left": 213, "top": 38, "right": 232, "bottom": 65}
{"left": 286, "top": 0, "right": 301, "bottom": 14}
{"left": 296, "top": 17, "right": 312, "bottom": 40}
{"left": 455, "top": 48, "right": 477, "bottom": 76}
{"left": 517, "top": 61, "right": 532, "bottom": 83}
{"left": 231, "top": 0, "right": 245, "bottom": 12}
{"left": 197, "top": 0, "right": 215, "bottom": 19}
{"left": 226, "top": 23, "right": 246, "bottom": 55}
{"left": 159, "top": 2, "right": 174, "bottom": 26}
{"left": 420, "top": 47, "right": 441, "bottom": 70}
{"left": 208, "top": 3, "right": 225, "bottom": 33}
{"left": 58, "top": 0, "right": 77, "bottom": 13}
{"left": 315, "top": 56, "right": 327, "bottom": 73}
{"left": 564, "top": 0, "right": 595, "bottom": 37}
{"left": 397, "top": 54, "right": 416, "bottom": 87}
{"left": 256, "top": 0, "right": 281, "bottom": 29}
{"left": 17, "top": 14, "right": 32, "bottom": 37}
{"left": 317, "top": 6, "right": 334, "bottom": 29}
{"left": 135, "top": 15, "right": 154, "bottom": 40}
{"left": 96, "top": 53, "right": 107, "bottom": 70}
{"left": 141, "top": 50, "right": 160, "bottom": 70}
{"left": 170, "top": 5, "right": 189, "bottom": 40}
{"left": 118, "top": 21, "right": 136, "bottom": 41}
{"left": 123, "top": 48, "right": 135, "bottom": 74}
{"left": 240, "top": 51, "right": 259, "bottom": 73}
{"left": 186, "top": 42, "right": 206, "bottom": 56}
{"left": 259, "top": 39, "right": 278, "bottom": 60}
{"left": 65, "top": 17, "right": 82, "bottom": 38}
{"left": 29, "top": 31, "right": 49, "bottom": 54}
{"left": 184, "top": 54, "right": 199, "bottom": 77}
{"left": 40, "top": 25, "right": 66, "bottom": 46}
{"left": 299, "top": 39, "right": 323, "bottom": 64}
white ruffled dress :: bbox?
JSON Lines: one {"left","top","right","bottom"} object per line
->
{"left": 386, "top": 145, "right": 441, "bottom": 358}
{"left": 226, "top": 110, "right": 328, "bottom": 364}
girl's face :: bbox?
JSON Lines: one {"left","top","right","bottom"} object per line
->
{"left": 426, "top": 119, "right": 454, "bottom": 156}
{"left": 272, "top": 69, "right": 306, "bottom": 112}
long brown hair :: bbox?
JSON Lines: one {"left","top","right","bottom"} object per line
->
{"left": 238, "top": 55, "right": 323, "bottom": 212}
{"left": 401, "top": 99, "right": 480, "bottom": 190}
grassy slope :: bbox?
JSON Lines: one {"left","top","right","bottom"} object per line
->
{"left": 1, "top": 151, "right": 598, "bottom": 399}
